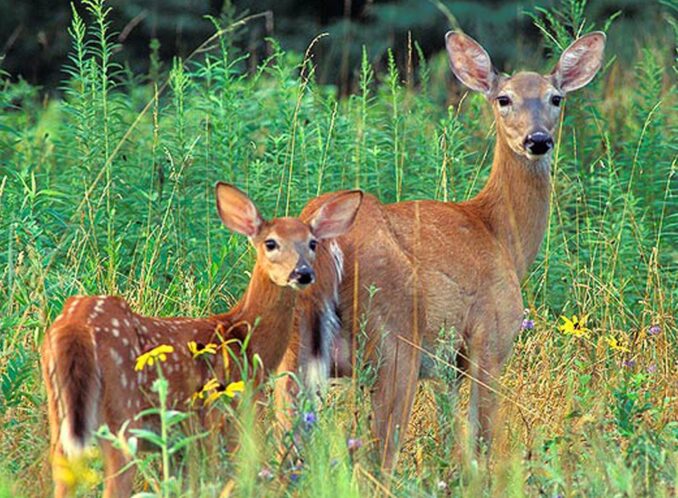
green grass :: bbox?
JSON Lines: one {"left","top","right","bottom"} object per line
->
{"left": 0, "top": 0, "right": 676, "bottom": 496}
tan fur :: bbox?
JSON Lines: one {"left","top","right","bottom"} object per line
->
{"left": 289, "top": 31, "right": 605, "bottom": 470}
{"left": 41, "top": 185, "right": 362, "bottom": 497}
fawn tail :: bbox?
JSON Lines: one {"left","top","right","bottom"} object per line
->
{"left": 46, "top": 324, "right": 101, "bottom": 457}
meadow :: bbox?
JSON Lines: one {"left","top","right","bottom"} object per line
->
{"left": 0, "top": 0, "right": 676, "bottom": 496}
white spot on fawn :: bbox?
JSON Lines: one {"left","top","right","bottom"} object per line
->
{"left": 66, "top": 297, "right": 81, "bottom": 316}
{"left": 112, "top": 328, "right": 120, "bottom": 338}
{"left": 110, "top": 350, "right": 123, "bottom": 367}
{"left": 111, "top": 318, "right": 120, "bottom": 327}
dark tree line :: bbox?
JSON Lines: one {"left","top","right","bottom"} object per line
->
{"left": 0, "top": 0, "right": 665, "bottom": 92}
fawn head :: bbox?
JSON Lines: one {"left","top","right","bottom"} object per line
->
{"left": 445, "top": 31, "right": 605, "bottom": 160}
{"left": 216, "top": 183, "right": 362, "bottom": 289}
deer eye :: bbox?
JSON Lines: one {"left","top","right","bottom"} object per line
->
{"left": 264, "top": 239, "right": 278, "bottom": 251}
{"left": 551, "top": 95, "right": 563, "bottom": 107}
{"left": 496, "top": 95, "right": 512, "bottom": 107}
{"left": 309, "top": 239, "right": 318, "bottom": 251}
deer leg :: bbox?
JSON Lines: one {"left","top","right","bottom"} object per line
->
{"left": 371, "top": 337, "right": 421, "bottom": 472}
{"left": 101, "top": 439, "right": 135, "bottom": 498}
{"left": 50, "top": 443, "right": 72, "bottom": 498}
{"left": 468, "top": 359, "right": 500, "bottom": 452}
{"left": 273, "top": 347, "right": 300, "bottom": 433}
{"left": 467, "top": 323, "right": 514, "bottom": 455}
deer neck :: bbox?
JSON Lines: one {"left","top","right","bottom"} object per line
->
{"left": 223, "top": 264, "right": 297, "bottom": 370}
{"left": 469, "top": 128, "right": 551, "bottom": 279}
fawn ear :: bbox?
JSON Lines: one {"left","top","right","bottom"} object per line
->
{"left": 309, "top": 191, "right": 363, "bottom": 240}
{"left": 445, "top": 31, "right": 498, "bottom": 96}
{"left": 551, "top": 31, "right": 606, "bottom": 93}
{"left": 215, "top": 182, "right": 263, "bottom": 238}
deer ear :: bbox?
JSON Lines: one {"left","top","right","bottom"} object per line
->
{"left": 551, "top": 31, "right": 606, "bottom": 93}
{"left": 309, "top": 191, "right": 363, "bottom": 240}
{"left": 215, "top": 182, "right": 263, "bottom": 238}
{"left": 445, "top": 31, "right": 498, "bottom": 96}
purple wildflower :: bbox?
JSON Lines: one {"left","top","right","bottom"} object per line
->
{"left": 302, "top": 411, "right": 316, "bottom": 429}
{"left": 521, "top": 319, "right": 535, "bottom": 331}
{"left": 622, "top": 359, "right": 636, "bottom": 369}
{"left": 648, "top": 324, "right": 661, "bottom": 336}
{"left": 347, "top": 438, "right": 363, "bottom": 452}
{"left": 257, "top": 467, "right": 273, "bottom": 481}
{"left": 289, "top": 465, "right": 302, "bottom": 483}
{"left": 647, "top": 364, "right": 657, "bottom": 374}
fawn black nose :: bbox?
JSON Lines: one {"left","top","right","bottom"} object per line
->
{"left": 289, "top": 266, "right": 315, "bottom": 286}
{"left": 524, "top": 132, "right": 554, "bottom": 155}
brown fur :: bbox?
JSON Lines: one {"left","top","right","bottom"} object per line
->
{"left": 41, "top": 185, "right": 362, "bottom": 497}
{"left": 287, "top": 31, "right": 605, "bottom": 470}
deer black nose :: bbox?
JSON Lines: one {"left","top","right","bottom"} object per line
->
{"left": 524, "top": 132, "right": 554, "bottom": 155}
{"left": 289, "top": 266, "right": 315, "bottom": 286}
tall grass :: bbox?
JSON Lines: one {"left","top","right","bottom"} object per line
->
{"left": 0, "top": 0, "right": 675, "bottom": 496}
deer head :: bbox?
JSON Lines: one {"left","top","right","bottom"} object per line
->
{"left": 445, "top": 31, "right": 606, "bottom": 160}
{"left": 216, "top": 183, "right": 363, "bottom": 289}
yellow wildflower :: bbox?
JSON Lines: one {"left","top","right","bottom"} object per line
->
{"left": 187, "top": 341, "right": 218, "bottom": 358}
{"left": 190, "top": 378, "right": 220, "bottom": 405}
{"left": 558, "top": 314, "right": 591, "bottom": 338}
{"left": 53, "top": 451, "right": 100, "bottom": 491}
{"left": 205, "top": 380, "right": 245, "bottom": 406}
{"left": 135, "top": 344, "right": 174, "bottom": 371}
{"left": 605, "top": 335, "right": 630, "bottom": 353}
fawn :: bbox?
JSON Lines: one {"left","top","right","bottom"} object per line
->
{"left": 41, "top": 182, "right": 362, "bottom": 497}
{"left": 286, "top": 31, "right": 606, "bottom": 469}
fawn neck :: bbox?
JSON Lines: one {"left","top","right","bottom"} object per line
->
{"left": 223, "top": 262, "right": 297, "bottom": 370}
{"left": 469, "top": 126, "right": 551, "bottom": 278}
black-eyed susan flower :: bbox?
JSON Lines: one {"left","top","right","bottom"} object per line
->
{"left": 190, "top": 378, "right": 220, "bottom": 405}
{"left": 558, "top": 314, "right": 591, "bottom": 338}
{"left": 187, "top": 341, "right": 217, "bottom": 359}
{"left": 204, "top": 380, "right": 245, "bottom": 406}
{"left": 134, "top": 344, "right": 174, "bottom": 371}
{"left": 605, "top": 335, "right": 630, "bottom": 353}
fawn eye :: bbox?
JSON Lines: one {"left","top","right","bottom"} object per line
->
{"left": 497, "top": 96, "right": 512, "bottom": 107}
{"left": 309, "top": 239, "right": 318, "bottom": 251}
{"left": 264, "top": 239, "right": 278, "bottom": 251}
{"left": 551, "top": 95, "right": 563, "bottom": 107}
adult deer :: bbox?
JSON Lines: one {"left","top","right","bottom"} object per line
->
{"left": 41, "top": 183, "right": 362, "bottom": 497}
{"left": 290, "top": 31, "right": 606, "bottom": 469}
